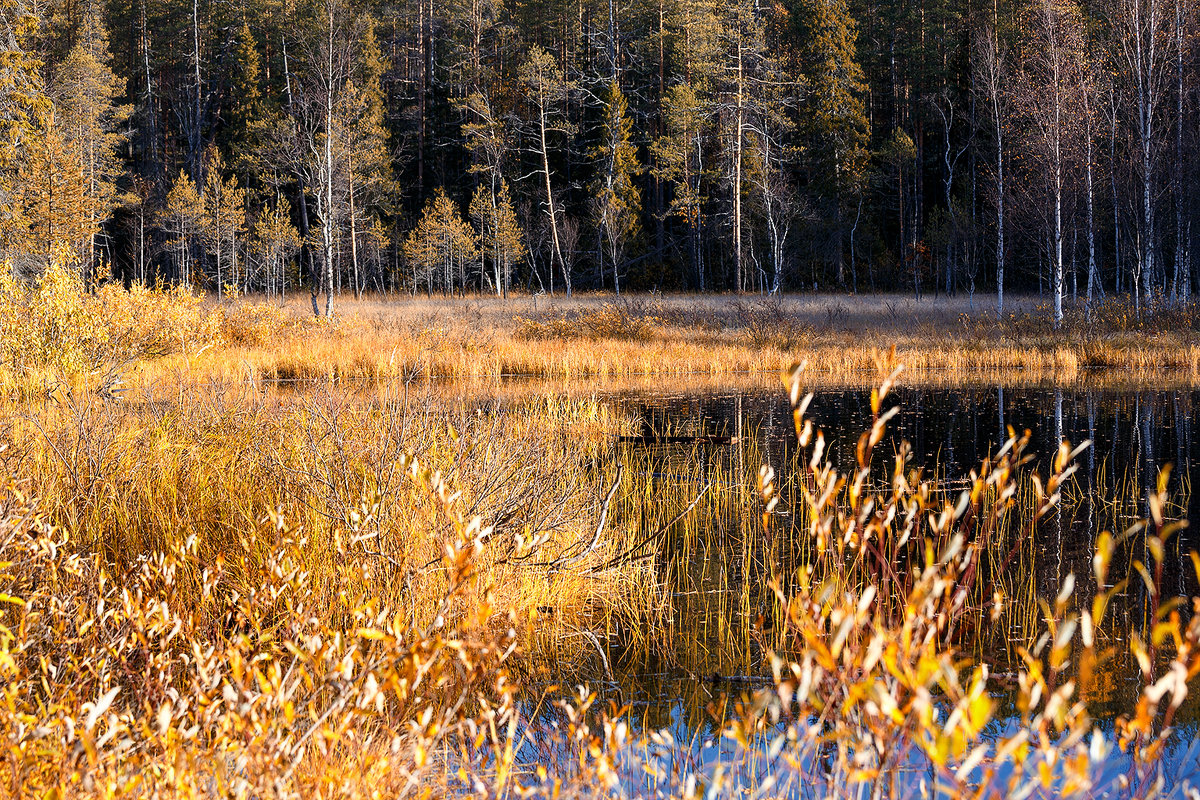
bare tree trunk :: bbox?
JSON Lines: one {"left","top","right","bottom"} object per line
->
{"left": 322, "top": 0, "right": 336, "bottom": 318}
{"left": 1110, "top": 91, "right": 1122, "bottom": 295}
{"left": 139, "top": 0, "right": 159, "bottom": 177}
{"left": 1053, "top": 61, "right": 1064, "bottom": 328}
{"left": 1086, "top": 129, "right": 1098, "bottom": 316}
{"left": 979, "top": 17, "right": 1006, "bottom": 316}
{"left": 849, "top": 192, "right": 862, "bottom": 293}
{"left": 1174, "top": 0, "right": 1188, "bottom": 301}
{"left": 190, "top": 0, "right": 203, "bottom": 187}
{"left": 1054, "top": 162, "right": 1064, "bottom": 327}
{"left": 138, "top": 205, "right": 146, "bottom": 284}
{"left": 1127, "top": 0, "right": 1161, "bottom": 311}
{"left": 733, "top": 42, "right": 744, "bottom": 294}
{"left": 417, "top": 0, "right": 427, "bottom": 196}
{"left": 996, "top": 125, "right": 1005, "bottom": 316}
{"left": 348, "top": 148, "right": 361, "bottom": 299}
{"left": 216, "top": 217, "right": 223, "bottom": 298}
{"left": 283, "top": 36, "right": 321, "bottom": 316}
{"left": 538, "top": 105, "right": 569, "bottom": 296}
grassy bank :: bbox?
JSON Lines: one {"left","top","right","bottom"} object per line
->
{"left": 122, "top": 292, "right": 1200, "bottom": 391}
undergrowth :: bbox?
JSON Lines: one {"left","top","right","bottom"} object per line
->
{"left": 0, "top": 256, "right": 307, "bottom": 393}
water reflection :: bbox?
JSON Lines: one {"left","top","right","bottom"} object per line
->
{"left": 518, "top": 381, "right": 1200, "bottom": 782}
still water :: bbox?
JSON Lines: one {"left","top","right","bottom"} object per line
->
{"left": 514, "top": 381, "right": 1200, "bottom": 790}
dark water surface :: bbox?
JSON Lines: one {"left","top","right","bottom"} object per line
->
{"left": 612, "top": 384, "right": 1200, "bottom": 593}
{"left": 511, "top": 381, "right": 1200, "bottom": 788}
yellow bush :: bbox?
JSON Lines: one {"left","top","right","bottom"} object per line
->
{"left": 517, "top": 302, "right": 659, "bottom": 341}
{"left": 218, "top": 300, "right": 306, "bottom": 348}
{"left": 0, "top": 256, "right": 220, "bottom": 380}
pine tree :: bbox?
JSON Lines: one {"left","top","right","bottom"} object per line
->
{"left": 161, "top": 170, "right": 205, "bottom": 286}
{"left": 251, "top": 197, "right": 301, "bottom": 298}
{"left": 714, "top": 0, "right": 771, "bottom": 291}
{"left": 590, "top": 80, "right": 641, "bottom": 295}
{"left": 462, "top": 91, "right": 507, "bottom": 184}
{"left": 337, "top": 19, "right": 393, "bottom": 298}
{"left": 359, "top": 214, "right": 391, "bottom": 291}
{"left": 403, "top": 188, "right": 478, "bottom": 294}
{"left": 201, "top": 152, "right": 247, "bottom": 297}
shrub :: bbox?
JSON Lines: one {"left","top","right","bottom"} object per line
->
{"left": 0, "top": 255, "right": 220, "bottom": 381}
{"left": 731, "top": 296, "right": 814, "bottom": 348}
{"left": 218, "top": 300, "right": 307, "bottom": 348}
{"left": 517, "top": 301, "right": 659, "bottom": 341}
{"left": 0, "top": 466, "right": 520, "bottom": 797}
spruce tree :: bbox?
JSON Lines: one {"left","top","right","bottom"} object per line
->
{"left": 652, "top": 83, "right": 709, "bottom": 289}
{"left": 224, "top": 22, "right": 266, "bottom": 175}
{"left": 791, "top": 0, "right": 870, "bottom": 286}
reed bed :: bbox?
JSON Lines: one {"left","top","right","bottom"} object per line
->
{"left": 2, "top": 277, "right": 1200, "bottom": 797}
{"left": 0, "top": 383, "right": 662, "bottom": 643}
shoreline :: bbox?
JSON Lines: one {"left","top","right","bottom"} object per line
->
{"left": 134, "top": 291, "right": 1200, "bottom": 391}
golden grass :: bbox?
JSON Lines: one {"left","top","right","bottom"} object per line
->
{"left": 0, "top": 383, "right": 662, "bottom": 649}
{"left": 100, "top": 292, "right": 1200, "bottom": 393}
{"left": 3, "top": 281, "right": 1200, "bottom": 797}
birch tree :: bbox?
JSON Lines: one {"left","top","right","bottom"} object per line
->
{"left": 1116, "top": 0, "right": 1171, "bottom": 312}
{"left": 519, "top": 47, "right": 574, "bottom": 295}
{"left": 1016, "top": 0, "right": 1087, "bottom": 327}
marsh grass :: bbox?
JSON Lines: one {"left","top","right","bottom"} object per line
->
{"left": 600, "top": 407, "right": 1183, "bottom": 681}
{"left": 8, "top": 276, "right": 1200, "bottom": 392}
{"left": 169, "top": 293, "right": 1200, "bottom": 390}
{"left": 0, "top": 383, "right": 659, "bottom": 643}
{"left": 3, "top": 278, "right": 1200, "bottom": 796}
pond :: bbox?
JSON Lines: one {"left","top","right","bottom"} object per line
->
{"left": 497, "top": 380, "right": 1200, "bottom": 791}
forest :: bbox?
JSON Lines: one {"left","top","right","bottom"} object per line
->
{"left": 0, "top": 0, "right": 1197, "bottom": 319}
